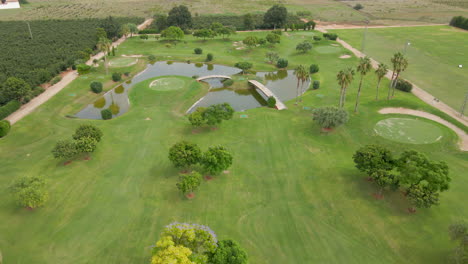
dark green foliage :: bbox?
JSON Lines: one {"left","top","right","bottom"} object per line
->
{"left": 52, "top": 140, "right": 78, "bottom": 160}
{"left": 201, "top": 146, "right": 233, "bottom": 175}
{"left": 313, "top": 36, "right": 322, "bottom": 41}
{"left": 266, "top": 33, "right": 281, "bottom": 44}
{"left": 77, "top": 64, "right": 91, "bottom": 75}
{"left": 0, "top": 77, "right": 31, "bottom": 103}
{"left": 10, "top": 176, "right": 48, "bottom": 209}
{"left": 188, "top": 107, "right": 207, "bottom": 127}
{"left": 407, "top": 184, "right": 440, "bottom": 209}
{"left": 73, "top": 124, "right": 103, "bottom": 142}
{"left": 276, "top": 58, "right": 289, "bottom": 68}
{"left": 242, "top": 36, "right": 259, "bottom": 48}
{"left": 353, "top": 3, "right": 364, "bottom": 10}
{"left": 395, "top": 79, "right": 413, "bottom": 92}
{"left": 450, "top": 16, "right": 468, "bottom": 30}
{"left": 264, "top": 5, "right": 288, "bottom": 28}
{"left": 148, "top": 55, "right": 156, "bottom": 62}
{"left": 168, "top": 141, "right": 202, "bottom": 168}
{"left": 448, "top": 222, "right": 468, "bottom": 263}
{"left": 0, "top": 18, "right": 142, "bottom": 90}
{"left": 353, "top": 145, "right": 395, "bottom": 175}
{"left": 101, "top": 109, "right": 113, "bottom": 120}
{"left": 152, "top": 14, "right": 168, "bottom": 32}
{"left": 309, "top": 64, "right": 319, "bottom": 74}
{"left": 234, "top": 62, "right": 253, "bottom": 74}
{"left": 0, "top": 100, "right": 21, "bottom": 119}
{"left": 51, "top": 76, "right": 62, "bottom": 85}
{"left": 0, "top": 120, "right": 11, "bottom": 138}
{"left": 90, "top": 81, "right": 103, "bottom": 93}
{"left": 223, "top": 79, "right": 234, "bottom": 87}
{"left": 203, "top": 103, "right": 234, "bottom": 126}
{"left": 267, "top": 96, "right": 276, "bottom": 108}
{"left": 193, "top": 29, "right": 215, "bottom": 40}
{"left": 243, "top": 13, "right": 255, "bottom": 30}
{"left": 194, "top": 48, "right": 203, "bottom": 54}
{"left": 190, "top": 13, "right": 301, "bottom": 31}
{"left": 323, "top": 33, "right": 338, "bottom": 40}
{"left": 296, "top": 41, "right": 313, "bottom": 53}
{"left": 258, "top": 38, "right": 267, "bottom": 45}
{"left": 138, "top": 29, "right": 158, "bottom": 34}
{"left": 112, "top": 72, "right": 122, "bottom": 82}
{"left": 312, "top": 106, "right": 349, "bottom": 129}
{"left": 206, "top": 53, "right": 214, "bottom": 62}
{"left": 271, "top": 29, "right": 282, "bottom": 35}
{"left": 209, "top": 239, "right": 248, "bottom": 264}
{"left": 312, "top": 80, "right": 320, "bottom": 90}
{"left": 100, "top": 16, "right": 127, "bottom": 40}
{"left": 139, "top": 34, "right": 149, "bottom": 40}
{"left": 167, "top": 5, "right": 192, "bottom": 30}
{"left": 176, "top": 171, "right": 202, "bottom": 195}
{"left": 74, "top": 136, "right": 98, "bottom": 154}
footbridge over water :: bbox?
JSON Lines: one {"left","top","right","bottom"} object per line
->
{"left": 248, "top": 80, "right": 287, "bottom": 110}
{"left": 196, "top": 75, "right": 232, "bottom": 82}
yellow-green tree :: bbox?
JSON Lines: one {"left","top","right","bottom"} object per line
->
{"left": 151, "top": 236, "right": 195, "bottom": 264}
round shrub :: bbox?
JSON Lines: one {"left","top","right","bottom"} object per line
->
{"left": 90, "top": 81, "right": 103, "bottom": 93}
{"left": 309, "top": 64, "right": 319, "bottom": 74}
{"left": 267, "top": 96, "right": 276, "bottom": 108}
{"left": 206, "top": 53, "right": 214, "bottom": 62}
{"left": 101, "top": 109, "right": 113, "bottom": 120}
{"left": 313, "top": 36, "right": 322, "bottom": 41}
{"left": 276, "top": 58, "right": 289, "bottom": 68}
{"left": 312, "top": 80, "right": 320, "bottom": 90}
{"left": 148, "top": 55, "right": 156, "bottom": 61}
{"left": 194, "top": 48, "right": 203, "bottom": 54}
{"left": 223, "top": 79, "right": 234, "bottom": 87}
{"left": 396, "top": 79, "right": 413, "bottom": 92}
{"left": 112, "top": 72, "right": 122, "bottom": 82}
{"left": 0, "top": 120, "right": 11, "bottom": 138}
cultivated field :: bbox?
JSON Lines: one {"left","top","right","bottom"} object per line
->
{"left": 0, "top": 0, "right": 467, "bottom": 25}
{"left": 331, "top": 25, "right": 468, "bottom": 115}
{"left": 0, "top": 31, "right": 467, "bottom": 263}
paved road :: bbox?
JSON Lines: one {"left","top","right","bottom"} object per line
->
{"left": 5, "top": 18, "right": 153, "bottom": 125}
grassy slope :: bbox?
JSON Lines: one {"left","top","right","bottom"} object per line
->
{"left": 331, "top": 26, "right": 468, "bottom": 115}
{"left": 0, "top": 31, "right": 467, "bottom": 264}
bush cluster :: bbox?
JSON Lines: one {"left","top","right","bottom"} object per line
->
{"left": 194, "top": 48, "right": 203, "bottom": 54}
{"left": 395, "top": 79, "right": 413, "bottom": 92}
{"left": 222, "top": 79, "right": 234, "bottom": 87}
{"left": 112, "top": 72, "right": 122, "bottom": 82}
{"left": 450, "top": 16, "right": 468, "bottom": 30}
{"left": 309, "top": 64, "right": 319, "bottom": 74}
{"left": 267, "top": 96, "right": 277, "bottom": 108}
{"left": 276, "top": 58, "right": 289, "bottom": 68}
{"left": 0, "top": 100, "right": 21, "bottom": 120}
{"left": 90, "top": 81, "right": 103, "bottom": 93}
{"left": 206, "top": 53, "right": 214, "bottom": 62}
{"left": 323, "top": 33, "right": 338, "bottom": 40}
{"left": 0, "top": 120, "right": 11, "bottom": 138}
{"left": 312, "top": 80, "right": 320, "bottom": 90}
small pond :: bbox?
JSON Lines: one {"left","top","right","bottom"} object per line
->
{"left": 75, "top": 61, "right": 309, "bottom": 119}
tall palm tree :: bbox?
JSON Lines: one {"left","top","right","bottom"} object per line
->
{"left": 294, "top": 65, "right": 308, "bottom": 104}
{"left": 389, "top": 52, "right": 408, "bottom": 99}
{"left": 97, "top": 37, "right": 112, "bottom": 74}
{"left": 375, "top": 63, "right": 388, "bottom": 100}
{"left": 392, "top": 56, "right": 408, "bottom": 97}
{"left": 354, "top": 56, "right": 372, "bottom": 113}
{"left": 336, "top": 67, "right": 355, "bottom": 108}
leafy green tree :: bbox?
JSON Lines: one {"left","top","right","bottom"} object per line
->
{"left": 100, "top": 16, "right": 121, "bottom": 39}
{"left": 266, "top": 52, "right": 279, "bottom": 64}
{"left": 266, "top": 33, "right": 280, "bottom": 45}
{"left": 336, "top": 68, "right": 355, "bottom": 108}
{"left": 96, "top": 27, "right": 107, "bottom": 40}
{"left": 167, "top": 5, "right": 192, "bottom": 30}
{"left": 193, "top": 29, "right": 215, "bottom": 40}
{"left": 267, "top": 96, "right": 276, "bottom": 108}
{"left": 206, "top": 53, "right": 214, "bottom": 62}
{"left": 354, "top": 56, "right": 372, "bottom": 113}
{"left": 151, "top": 236, "right": 195, "bottom": 264}
{"left": 203, "top": 103, "right": 234, "bottom": 127}
{"left": 243, "top": 13, "right": 255, "bottom": 30}
{"left": 0, "top": 120, "right": 11, "bottom": 138}
{"left": 176, "top": 171, "right": 202, "bottom": 196}
{"left": 216, "top": 26, "right": 235, "bottom": 39}
{"left": 52, "top": 140, "right": 78, "bottom": 160}
{"left": 74, "top": 136, "right": 98, "bottom": 154}
{"left": 353, "top": 145, "right": 395, "bottom": 175}
{"left": 0, "top": 77, "right": 31, "bottom": 103}
{"left": 188, "top": 107, "right": 207, "bottom": 127}
{"left": 126, "top": 23, "right": 138, "bottom": 37}
{"left": 375, "top": 63, "right": 388, "bottom": 100}
{"left": 234, "top": 62, "right": 253, "bottom": 74}
{"left": 209, "top": 239, "right": 248, "bottom": 264}
{"left": 101, "top": 109, "right": 112, "bottom": 120}
{"left": 296, "top": 41, "right": 312, "bottom": 53}
{"left": 90, "top": 81, "right": 103, "bottom": 93}
{"left": 264, "top": 5, "right": 288, "bottom": 29}
{"left": 73, "top": 124, "right": 103, "bottom": 142}
{"left": 161, "top": 26, "right": 184, "bottom": 40}
{"left": 168, "top": 141, "right": 202, "bottom": 169}
{"left": 276, "top": 58, "right": 288, "bottom": 68}
{"left": 370, "top": 170, "right": 398, "bottom": 196}
{"left": 407, "top": 184, "right": 440, "bottom": 210}
{"left": 312, "top": 106, "right": 349, "bottom": 130}
{"left": 120, "top": 24, "right": 130, "bottom": 38}
{"left": 162, "top": 222, "right": 218, "bottom": 256}
{"left": 10, "top": 176, "right": 48, "bottom": 209}
{"left": 242, "top": 36, "right": 259, "bottom": 49}
{"left": 201, "top": 146, "right": 233, "bottom": 175}
{"left": 309, "top": 64, "right": 319, "bottom": 74}
{"left": 448, "top": 222, "right": 468, "bottom": 264}
{"left": 154, "top": 14, "right": 168, "bottom": 32}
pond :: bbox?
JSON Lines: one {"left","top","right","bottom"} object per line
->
{"left": 75, "top": 61, "right": 309, "bottom": 119}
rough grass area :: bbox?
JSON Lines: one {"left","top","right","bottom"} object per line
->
{"left": 374, "top": 117, "right": 444, "bottom": 144}
{"left": 108, "top": 57, "right": 138, "bottom": 67}
{"left": 331, "top": 25, "right": 468, "bottom": 115}
{"left": 0, "top": 31, "right": 467, "bottom": 264}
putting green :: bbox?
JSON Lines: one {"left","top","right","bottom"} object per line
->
{"left": 149, "top": 77, "right": 186, "bottom": 91}
{"left": 374, "top": 118, "right": 443, "bottom": 144}
{"left": 109, "top": 57, "right": 138, "bottom": 67}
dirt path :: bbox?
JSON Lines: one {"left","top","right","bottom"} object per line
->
{"left": 5, "top": 18, "right": 153, "bottom": 125}
{"left": 316, "top": 26, "right": 468, "bottom": 128}
{"left": 379, "top": 107, "right": 468, "bottom": 151}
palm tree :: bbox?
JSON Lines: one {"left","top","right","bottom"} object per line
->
{"left": 336, "top": 68, "right": 355, "bottom": 108}
{"left": 392, "top": 56, "right": 408, "bottom": 97}
{"left": 354, "top": 56, "right": 372, "bottom": 113}
{"left": 375, "top": 63, "right": 388, "bottom": 100}
{"left": 389, "top": 52, "right": 408, "bottom": 99}
{"left": 294, "top": 65, "right": 308, "bottom": 104}
{"left": 97, "top": 37, "right": 112, "bottom": 74}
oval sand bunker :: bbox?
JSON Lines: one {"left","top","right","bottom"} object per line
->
{"left": 374, "top": 118, "right": 443, "bottom": 144}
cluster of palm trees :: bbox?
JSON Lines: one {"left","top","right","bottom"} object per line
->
{"left": 337, "top": 52, "right": 409, "bottom": 113}
{"left": 293, "top": 65, "right": 310, "bottom": 104}
{"left": 97, "top": 37, "right": 112, "bottom": 75}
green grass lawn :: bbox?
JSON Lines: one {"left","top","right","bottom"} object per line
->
{"left": 331, "top": 26, "right": 468, "bottom": 115}
{"left": 0, "top": 31, "right": 467, "bottom": 264}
